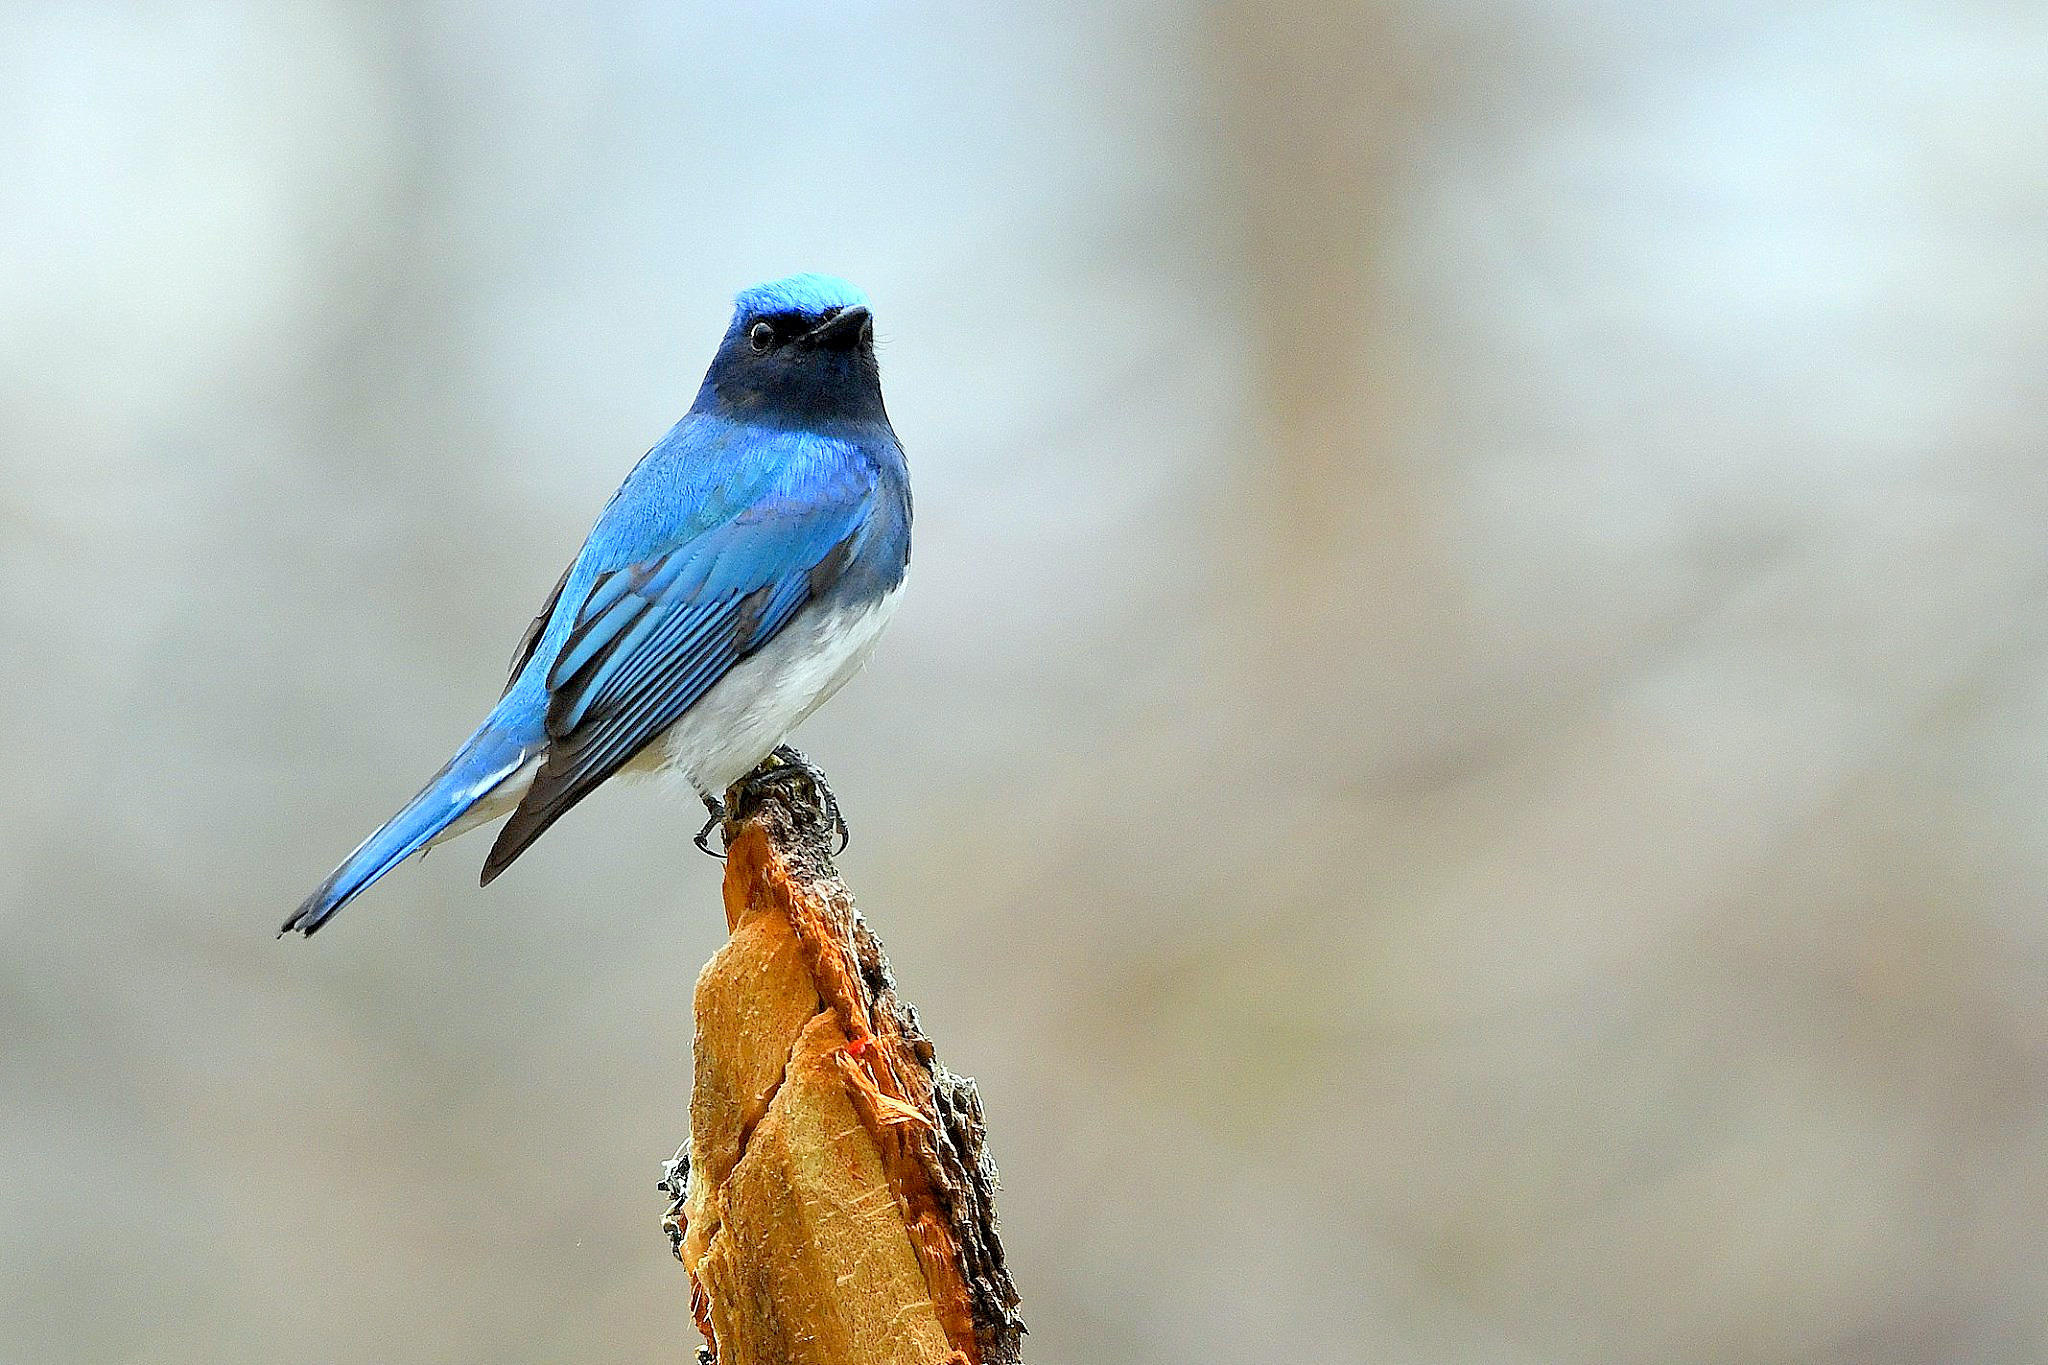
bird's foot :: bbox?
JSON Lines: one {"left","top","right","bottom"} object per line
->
{"left": 658, "top": 1141, "right": 691, "bottom": 1262}
{"left": 770, "top": 745, "right": 850, "bottom": 853}
{"left": 692, "top": 794, "right": 726, "bottom": 859}
{"left": 730, "top": 746, "right": 849, "bottom": 854}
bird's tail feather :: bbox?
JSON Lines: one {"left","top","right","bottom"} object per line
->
{"left": 282, "top": 720, "right": 540, "bottom": 936}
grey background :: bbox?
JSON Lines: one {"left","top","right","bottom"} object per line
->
{"left": 4, "top": 2, "right": 2048, "bottom": 1361}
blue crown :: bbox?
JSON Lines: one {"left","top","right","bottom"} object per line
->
{"left": 734, "top": 274, "right": 870, "bottom": 320}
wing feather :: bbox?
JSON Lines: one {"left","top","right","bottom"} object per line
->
{"left": 480, "top": 450, "right": 874, "bottom": 883}
{"left": 504, "top": 564, "right": 572, "bottom": 694}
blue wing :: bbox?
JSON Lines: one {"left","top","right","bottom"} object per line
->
{"left": 480, "top": 431, "right": 880, "bottom": 882}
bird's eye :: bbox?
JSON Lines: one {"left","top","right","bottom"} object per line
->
{"left": 748, "top": 321, "right": 775, "bottom": 353}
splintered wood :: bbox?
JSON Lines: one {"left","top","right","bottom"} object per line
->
{"left": 670, "top": 779, "right": 1022, "bottom": 1365}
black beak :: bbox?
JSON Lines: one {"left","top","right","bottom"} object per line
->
{"left": 803, "top": 305, "right": 872, "bottom": 351}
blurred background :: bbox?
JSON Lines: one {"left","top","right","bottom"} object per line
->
{"left": 4, "top": 1, "right": 2047, "bottom": 1361}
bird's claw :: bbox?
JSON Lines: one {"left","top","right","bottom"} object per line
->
{"left": 711, "top": 748, "right": 850, "bottom": 855}
{"left": 659, "top": 1142, "right": 691, "bottom": 1261}
{"left": 770, "top": 745, "right": 850, "bottom": 854}
{"left": 693, "top": 794, "right": 726, "bottom": 859}
{"left": 731, "top": 745, "right": 849, "bottom": 854}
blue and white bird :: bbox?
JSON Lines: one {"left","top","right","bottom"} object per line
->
{"left": 283, "top": 274, "right": 910, "bottom": 935}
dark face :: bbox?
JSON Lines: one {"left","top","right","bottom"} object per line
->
{"left": 698, "top": 304, "right": 886, "bottom": 425}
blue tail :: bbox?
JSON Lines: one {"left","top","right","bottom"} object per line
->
{"left": 282, "top": 717, "right": 540, "bottom": 936}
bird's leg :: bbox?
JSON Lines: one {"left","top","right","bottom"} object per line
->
{"left": 692, "top": 792, "right": 726, "bottom": 859}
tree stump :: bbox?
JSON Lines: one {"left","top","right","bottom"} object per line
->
{"left": 660, "top": 770, "right": 1023, "bottom": 1365}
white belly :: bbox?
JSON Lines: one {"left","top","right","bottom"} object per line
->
{"left": 427, "top": 586, "right": 899, "bottom": 853}
{"left": 632, "top": 585, "right": 901, "bottom": 797}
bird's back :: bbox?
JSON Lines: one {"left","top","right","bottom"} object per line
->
{"left": 504, "top": 409, "right": 908, "bottom": 707}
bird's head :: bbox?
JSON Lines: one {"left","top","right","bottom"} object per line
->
{"left": 693, "top": 274, "right": 886, "bottom": 425}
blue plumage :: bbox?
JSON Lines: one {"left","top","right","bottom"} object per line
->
{"left": 285, "top": 275, "right": 909, "bottom": 935}
{"left": 730, "top": 273, "right": 871, "bottom": 320}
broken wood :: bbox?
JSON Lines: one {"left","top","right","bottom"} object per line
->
{"left": 661, "top": 769, "right": 1023, "bottom": 1365}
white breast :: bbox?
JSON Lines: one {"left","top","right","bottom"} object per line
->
{"left": 637, "top": 585, "right": 903, "bottom": 798}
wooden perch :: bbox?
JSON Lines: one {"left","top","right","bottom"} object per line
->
{"left": 660, "top": 769, "right": 1023, "bottom": 1365}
